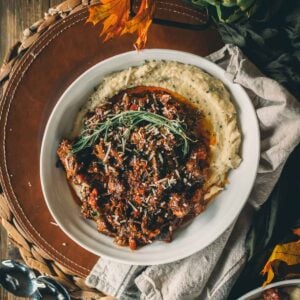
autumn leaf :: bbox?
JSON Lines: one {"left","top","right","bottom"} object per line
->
{"left": 87, "top": 0, "right": 156, "bottom": 50}
{"left": 122, "top": 0, "right": 156, "bottom": 49}
{"left": 261, "top": 228, "right": 300, "bottom": 286}
{"left": 293, "top": 228, "right": 300, "bottom": 237}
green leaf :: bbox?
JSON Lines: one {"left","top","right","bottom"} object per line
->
{"left": 237, "top": 0, "right": 257, "bottom": 12}
{"left": 190, "top": 0, "right": 261, "bottom": 23}
{"left": 191, "top": 0, "right": 210, "bottom": 6}
{"left": 223, "top": 0, "right": 238, "bottom": 7}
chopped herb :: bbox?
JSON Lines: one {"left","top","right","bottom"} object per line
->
{"left": 73, "top": 111, "right": 193, "bottom": 156}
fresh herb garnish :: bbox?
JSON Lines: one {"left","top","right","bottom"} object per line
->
{"left": 73, "top": 110, "right": 193, "bottom": 155}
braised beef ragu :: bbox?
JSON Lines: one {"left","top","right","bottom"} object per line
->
{"left": 262, "top": 288, "right": 289, "bottom": 300}
{"left": 57, "top": 86, "right": 210, "bottom": 250}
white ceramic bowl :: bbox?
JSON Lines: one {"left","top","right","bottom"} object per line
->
{"left": 40, "top": 49, "right": 260, "bottom": 265}
{"left": 238, "top": 279, "right": 300, "bottom": 300}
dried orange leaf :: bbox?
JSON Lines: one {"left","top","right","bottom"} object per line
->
{"left": 87, "top": 0, "right": 130, "bottom": 39}
{"left": 261, "top": 240, "right": 300, "bottom": 286}
{"left": 87, "top": 0, "right": 155, "bottom": 50}
{"left": 122, "top": 0, "right": 156, "bottom": 49}
{"left": 293, "top": 228, "right": 300, "bottom": 237}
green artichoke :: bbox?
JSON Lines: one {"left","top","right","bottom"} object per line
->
{"left": 191, "top": 0, "right": 261, "bottom": 23}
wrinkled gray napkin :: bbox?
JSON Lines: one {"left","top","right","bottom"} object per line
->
{"left": 86, "top": 44, "right": 300, "bottom": 300}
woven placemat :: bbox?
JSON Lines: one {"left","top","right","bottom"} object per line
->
{"left": 0, "top": 1, "right": 114, "bottom": 298}
{"left": 0, "top": 0, "right": 214, "bottom": 297}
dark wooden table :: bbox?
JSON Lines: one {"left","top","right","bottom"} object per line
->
{"left": 0, "top": 2, "right": 61, "bottom": 298}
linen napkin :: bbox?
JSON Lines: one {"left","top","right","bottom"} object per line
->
{"left": 86, "top": 44, "right": 300, "bottom": 300}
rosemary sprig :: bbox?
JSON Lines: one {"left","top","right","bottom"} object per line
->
{"left": 73, "top": 110, "right": 193, "bottom": 155}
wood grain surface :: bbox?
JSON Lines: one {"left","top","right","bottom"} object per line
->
{"left": 0, "top": 0, "right": 62, "bottom": 62}
{"left": 0, "top": 1, "right": 62, "bottom": 298}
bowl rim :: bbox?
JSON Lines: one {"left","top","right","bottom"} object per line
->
{"left": 40, "top": 48, "right": 260, "bottom": 265}
{"left": 238, "top": 279, "right": 300, "bottom": 300}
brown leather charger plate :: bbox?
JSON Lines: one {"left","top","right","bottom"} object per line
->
{"left": 0, "top": 1, "right": 223, "bottom": 279}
